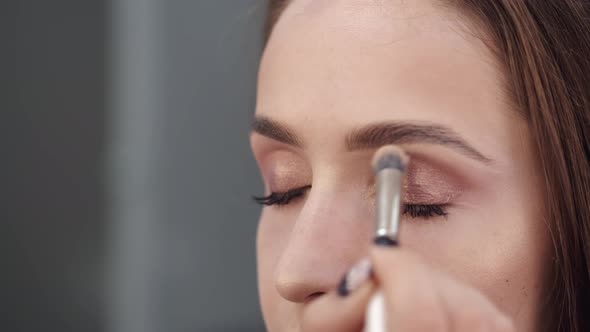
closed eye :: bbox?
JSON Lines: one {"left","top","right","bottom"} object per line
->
{"left": 252, "top": 185, "right": 311, "bottom": 206}
{"left": 403, "top": 204, "right": 448, "bottom": 219}
{"left": 253, "top": 186, "right": 449, "bottom": 220}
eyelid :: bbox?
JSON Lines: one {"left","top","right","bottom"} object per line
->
{"left": 404, "top": 187, "right": 459, "bottom": 205}
{"left": 402, "top": 159, "right": 464, "bottom": 204}
{"left": 364, "top": 163, "right": 463, "bottom": 206}
{"left": 257, "top": 150, "right": 311, "bottom": 194}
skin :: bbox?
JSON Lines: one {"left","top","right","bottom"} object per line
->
{"left": 250, "top": 0, "right": 551, "bottom": 331}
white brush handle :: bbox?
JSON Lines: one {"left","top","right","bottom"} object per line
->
{"left": 364, "top": 291, "right": 386, "bottom": 332}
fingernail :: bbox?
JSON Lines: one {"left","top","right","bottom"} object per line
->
{"left": 337, "top": 257, "right": 373, "bottom": 297}
{"left": 373, "top": 235, "right": 399, "bottom": 247}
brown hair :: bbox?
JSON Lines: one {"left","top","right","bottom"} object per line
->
{"left": 264, "top": 1, "right": 590, "bottom": 331}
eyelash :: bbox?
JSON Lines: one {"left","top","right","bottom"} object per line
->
{"left": 403, "top": 204, "right": 448, "bottom": 219}
{"left": 252, "top": 187, "right": 449, "bottom": 219}
{"left": 253, "top": 185, "right": 312, "bottom": 206}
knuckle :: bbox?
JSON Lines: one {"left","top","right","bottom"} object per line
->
{"left": 455, "top": 308, "right": 496, "bottom": 332}
{"left": 407, "top": 313, "right": 448, "bottom": 332}
{"left": 371, "top": 250, "right": 424, "bottom": 289}
{"left": 398, "top": 297, "right": 448, "bottom": 332}
{"left": 494, "top": 314, "right": 516, "bottom": 332}
{"left": 372, "top": 248, "right": 419, "bottom": 270}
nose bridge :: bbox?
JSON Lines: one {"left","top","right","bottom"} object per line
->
{"left": 274, "top": 185, "right": 372, "bottom": 303}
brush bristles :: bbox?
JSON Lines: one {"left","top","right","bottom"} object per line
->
{"left": 371, "top": 145, "right": 409, "bottom": 172}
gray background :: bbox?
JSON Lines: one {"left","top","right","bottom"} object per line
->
{"left": 6, "top": 1, "right": 266, "bottom": 331}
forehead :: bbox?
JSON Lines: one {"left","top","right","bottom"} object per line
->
{"left": 257, "top": 0, "right": 513, "bottom": 154}
{"left": 275, "top": 0, "right": 451, "bottom": 43}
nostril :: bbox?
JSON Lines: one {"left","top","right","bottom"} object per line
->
{"left": 305, "top": 292, "right": 325, "bottom": 303}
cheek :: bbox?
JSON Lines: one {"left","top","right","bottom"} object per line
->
{"left": 401, "top": 192, "right": 550, "bottom": 328}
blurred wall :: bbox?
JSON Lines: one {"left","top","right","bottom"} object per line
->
{"left": 6, "top": 0, "right": 266, "bottom": 331}
{"left": 108, "top": 1, "right": 266, "bottom": 331}
{"left": 5, "top": 1, "right": 107, "bottom": 331}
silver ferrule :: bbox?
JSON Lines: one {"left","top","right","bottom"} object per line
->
{"left": 375, "top": 168, "right": 405, "bottom": 241}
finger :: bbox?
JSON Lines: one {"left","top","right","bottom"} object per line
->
{"left": 432, "top": 272, "right": 516, "bottom": 332}
{"left": 300, "top": 280, "right": 376, "bottom": 332}
{"left": 370, "top": 247, "right": 450, "bottom": 332}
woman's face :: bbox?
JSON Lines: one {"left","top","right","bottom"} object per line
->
{"left": 251, "top": 0, "right": 550, "bottom": 331}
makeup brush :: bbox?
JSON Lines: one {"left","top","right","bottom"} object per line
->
{"left": 371, "top": 145, "right": 409, "bottom": 246}
{"left": 365, "top": 145, "right": 409, "bottom": 332}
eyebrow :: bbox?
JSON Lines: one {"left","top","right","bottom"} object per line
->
{"left": 251, "top": 116, "right": 492, "bottom": 164}
{"left": 251, "top": 116, "right": 301, "bottom": 146}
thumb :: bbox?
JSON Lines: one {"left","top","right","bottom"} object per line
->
{"left": 300, "top": 260, "right": 377, "bottom": 332}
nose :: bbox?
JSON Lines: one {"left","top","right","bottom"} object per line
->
{"left": 274, "top": 189, "right": 372, "bottom": 303}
